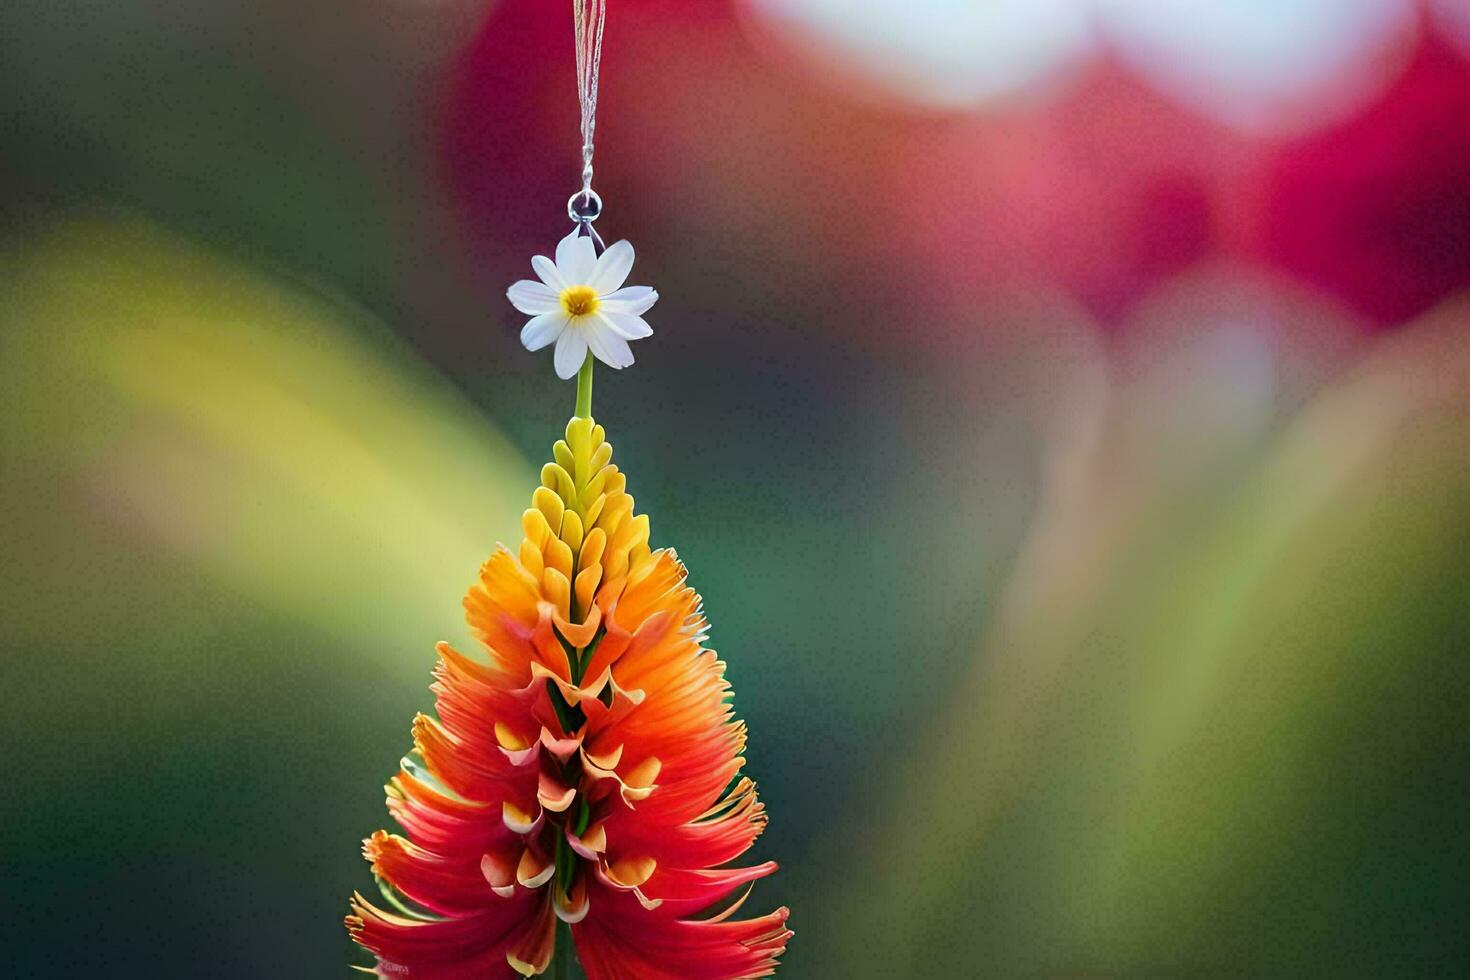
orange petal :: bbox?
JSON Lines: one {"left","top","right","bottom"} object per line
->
{"left": 515, "top": 847, "right": 555, "bottom": 889}
{"left": 505, "top": 892, "right": 555, "bottom": 976}
{"left": 566, "top": 820, "right": 607, "bottom": 861}
{"left": 538, "top": 727, "right": 583, "bottom": 762}
{"left": 607, "top": 855, "right": 657, "bottom": 889}
{"left": 582, "top": 742, "right": 623, "bottom": 771}
{"left": 537, "top": 771, "right": 577, "bottom": 813}
{"left": 552, "top": 875, "right": 589, "bottom": 924}
{"left": 481, "top": 851, "right": 518, "bottom": 898}
{"left": 502, "top": 800, "right": 542, "bottom": 836}
{"left": 552, "top": 601, "right": 601, "bottom": 649}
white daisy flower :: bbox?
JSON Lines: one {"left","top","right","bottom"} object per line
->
{"left": 507, "top": 229, "right": 658, "bottom": 379}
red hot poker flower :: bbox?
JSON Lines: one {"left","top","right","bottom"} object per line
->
{"left": 347, "top": 416, "right": 789, "bottom": 977}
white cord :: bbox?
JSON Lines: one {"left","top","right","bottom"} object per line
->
{"left": 572, "top": 0, "right": 606, "bottom": 198}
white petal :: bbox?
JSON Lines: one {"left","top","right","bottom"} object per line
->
{"left": 588, "top": 240, "right": 634, "bottom": 293}
{"left": 532, "top": 255, "right": 565, "bottom": 290}
{"left": 553, "top": 329, "right": 589, "bottom": 380}
{"left": 598, "top": 310, "right": 653, "bottom": 340}
{"left": 586, "top": 321, "right": 635, "bottom": 370}
{"left": 521, "top": 312, "right": 568, "bottom": 352}
{"left": 599, "top": 286, "right": 658, "bottom": 316}
{"left": 507, "top": 280, "right": 561, "bottom": 315}
{"left": 555, "top": 230, "right": 596, "bottom": 284}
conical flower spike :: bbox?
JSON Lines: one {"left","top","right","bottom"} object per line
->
{"left": 347, "top": 417, "right": 790, "bottom": 978}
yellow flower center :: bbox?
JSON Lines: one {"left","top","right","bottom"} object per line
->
{"left": 560, "top": 285, "right": 600, "bottom": 318}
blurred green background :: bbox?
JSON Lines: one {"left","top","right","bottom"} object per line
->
{"left": 3, "top": 0, "right": 1469, "bottom": 976}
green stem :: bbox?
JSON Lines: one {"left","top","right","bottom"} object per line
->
{"left": 554, "top": 919, "right": 581, "bottom": 979}
{"left": 574, "top": 353, "right": 594, "bottom": 419}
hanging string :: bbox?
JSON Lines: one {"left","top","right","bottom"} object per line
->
{"left": 569, "top": 0, "right": 606, "bottom": 222}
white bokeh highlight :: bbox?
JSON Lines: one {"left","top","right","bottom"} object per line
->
{"left": 1093, "top": 0, "right": 1418, "bottom": 133}
{"left": 744, "top": 0, "right": 1093, "bottom": 108}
